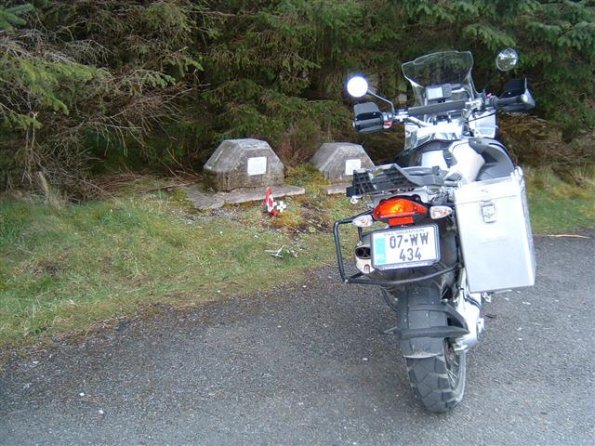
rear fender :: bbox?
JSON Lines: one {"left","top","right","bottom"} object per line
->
{"left": 396, "top": 286, "right": 468, "bottom": 358}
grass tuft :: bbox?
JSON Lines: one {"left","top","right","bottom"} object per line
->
{"left": 0, "top": 189, "right": 361, "bottom": 348}
{"left": 525, "top": 167, "right": 594, "bottom": 233}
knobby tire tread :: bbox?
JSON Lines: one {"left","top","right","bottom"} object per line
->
{"left": 406, "top": 354, "right": 466, "bottom": 413}
{"left": 398, "top": 286, "right": 466, "bottom": 413}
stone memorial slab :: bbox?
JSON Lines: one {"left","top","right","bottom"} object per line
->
{"left": 181, "top": 187, "right": 225, "bottom": 210}
{"left": 323, "top": 183, "right": 351, "bottom": 195}
{"left": 310, "top": 143, "right": 374, "bottom": 184}
{"left": 181, "top": 184, "right": 305, "bottom": 210}
{"left": 204, "top": 139, "right": 284, "bottom": 192}
{"left": 216, "top": 185, "right": 305, "bottom": 205}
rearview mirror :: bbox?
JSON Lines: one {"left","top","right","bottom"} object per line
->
{"left": 496, "top": 48, "right": 518, "bottom": 72}
{"left": 346, "top": 76, "right": 369, "bottom": 98}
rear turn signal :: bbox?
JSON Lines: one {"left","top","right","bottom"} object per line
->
{"left": 372, "top": 197, "right": 427, "bottom": 226}
{"left": 430, "top": 205, "right": 453, "bottom": 220}
{"left": 352, "top": 214, "right": 374, "bottom": 228}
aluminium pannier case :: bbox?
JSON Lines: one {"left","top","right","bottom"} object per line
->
{"left": 454, "top": 168, "right": 536, "bottom": 293}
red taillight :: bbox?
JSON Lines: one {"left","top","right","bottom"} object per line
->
{"left": 372, "top": 197, "right": 427, "bottom": 226}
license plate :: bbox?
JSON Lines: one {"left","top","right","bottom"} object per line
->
{"left": 371, "top": 225, "right": 440, "bottom": 270}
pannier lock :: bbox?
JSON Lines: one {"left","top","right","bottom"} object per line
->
{"left": 481, "top": 201, "right": 496, "bottom": 223}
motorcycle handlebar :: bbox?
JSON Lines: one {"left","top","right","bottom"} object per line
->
{"left": 405, "top": 99, "right": 468, "bottom": 117}
{"left": 492, "top": 95, "right": 523, "bottom": 107}
{"left": 354, "top": 116, "right": 384, "bottom": 133}
{"left": 353, "top": 93, "right": 530, "bottom": 133}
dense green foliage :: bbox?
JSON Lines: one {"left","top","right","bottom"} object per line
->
{"left": 1, "top": 0, "right": 593, "bottom": 193}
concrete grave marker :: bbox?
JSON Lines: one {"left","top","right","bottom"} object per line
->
{"left": 310, "top": 143, "right": 374, "bottom": 192}
{"left": 186, "top": 138, "right": 304, "bottom": 209}
{"left": 204, "top": 139, "right": 284, "bottom": 192}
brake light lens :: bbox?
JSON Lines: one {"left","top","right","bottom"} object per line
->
{"left": 372, "top": 197, "right": 427, "bottom": 226}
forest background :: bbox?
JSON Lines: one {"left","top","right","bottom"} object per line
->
{"left": 1, "top": 0, "right": 593, "bottom": 196}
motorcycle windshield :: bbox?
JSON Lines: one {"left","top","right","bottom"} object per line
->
{"left": 402, "top": 51, "right": 475, "bottom": 105}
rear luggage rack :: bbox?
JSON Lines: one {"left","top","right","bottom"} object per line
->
{"left": 347, "top": 164, "right": 444, "bottom": 197}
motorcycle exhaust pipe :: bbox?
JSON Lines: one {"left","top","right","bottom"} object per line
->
{"left": 355, "top": 246, "right": 371, "bottom": 259}
{"left": 354, "top": 245, "right": 374, "bottom": 274}
{"left": 454, "top": 293, "right": 485, "bottom": 353}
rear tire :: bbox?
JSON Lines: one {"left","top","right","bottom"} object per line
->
{"left": 406, "top": 342, "right": 466, "bottom": 413}
{"left": 396, "top": 286, "right": 466, "bottom": 413}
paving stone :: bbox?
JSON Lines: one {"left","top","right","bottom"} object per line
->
{"left": 181, "top": 187, "right": 224, "bottom": 210}
{"left": 181, "top": 184, "right": 306, "bottom": 209}
{"left": 216, "top": 185, "right": 305, "bottom": 205}
{"left": 323, "top": 183, "right": 351, "bottom": 195}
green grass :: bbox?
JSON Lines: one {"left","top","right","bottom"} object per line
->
{"left": 0, "top": 166, "right": 592, "bottom": 350}
{"left": 526, "top": 167, "right": 594, "bottom": 234}
{"left": 0, "top": 188, "right": 361, "bottom": 349}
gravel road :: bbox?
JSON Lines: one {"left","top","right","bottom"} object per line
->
{"left": 1, "top": 236, "right": 594, "bottom": 445}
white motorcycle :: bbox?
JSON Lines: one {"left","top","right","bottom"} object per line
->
{"left": 333, "top": 49, "right": 536, "bottom": 412}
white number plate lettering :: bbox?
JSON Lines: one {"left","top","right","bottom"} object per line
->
{"left": 371, "top": 225, "right": 440, "bottom": 270}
